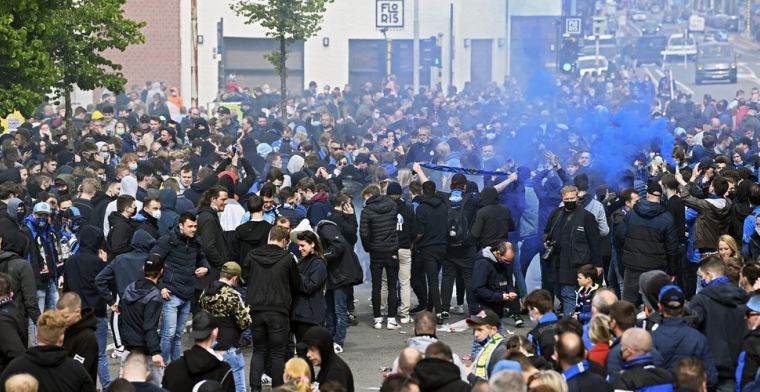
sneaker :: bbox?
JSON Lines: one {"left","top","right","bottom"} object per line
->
{"left": 348, "top": 313, "right": 359, "bottom": 326}
{"left": 452, "top": 305, "right": 465, "bottom": 315}
{"left": 512, "top": 314, "right": 525, "bottom": 328}
{"left": 387, "top": 320, "right": 401, "bottom": 330}
{"left": 373, "top": 317, "right": 384, "bottom": 329}
{"left": 110, "top": 346, "right": 124, "bottom": 359}
{"left": 261, "top": 374, "right": 272, "bottom": 384}
{"left": 333, "top": 343, "right": 344, "bottom": 354}
{"left": 436, "top": 314, "right": 444, "bottom": 325}
{"left": 399, "top": 315, "right": 412, "bottom": 324}
{"left": 440, "top": 311, "right": 450, "bottom": 319}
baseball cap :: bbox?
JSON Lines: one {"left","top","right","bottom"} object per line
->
{"left": 190, "top": 311, "right": 219, "bottom": 340}
{"left": 354, "top": 153, "right": 371, "bottom": 164}
{"left": 740, "top": 294, "right": 760, "bottom": 315}
{"left": 221, "top": 261, "right": 245, "bottom": 284}
{"left": 63, "top": 207, "right": 83, "bottom": 221}
{"left": 647, "top": 181, "right": 663, "bottom": 197}
{"left": 698, "top": 157, "right": 715, "bottom": 170}
{"left": 144, "top": 255, "right": 164, "bottom": 274}
{"left": 33, "top": 202, "right": 52, "bottom": 215}
{"left": 218, "top": 106, "right": 231, "bottom": 115}
{"left": 466, "top": 309, "right": 501, "bottom": 328}
{"left": 658, "top": 285, "right": 685, "bottom": 308}
{"left": 386, "top": 182, "right": 402, "bottom": 196}
{"left": 491, "top": 360, "right": 522, "bottom": 377}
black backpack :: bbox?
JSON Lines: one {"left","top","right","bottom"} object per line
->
{"left": 446, "top": 194, "right": 470, "bottom": 247}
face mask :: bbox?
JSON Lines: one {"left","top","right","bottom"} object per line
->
{"left": 486, "top": 133, "right": 496, "bottom": 140}
{"left": 373, "top": 112, "right": 381, "bottom": 119}
{"left": 115, "top": 127, "right": 126, "bottom": 136}
{"left": 564, "top": 201, "right": 577, "bottom": 211}
{"left": 35, "top": 217, "right": 48, "bottom": 230}
{"left": 16, "top": 211, "right": 25, "bottom": 223}
{"left": 263, "top": 88, "right": 272, "bottom": 94}
{"left": 128, "top": 162, "right": 138, "bottom": 171}
{"left": 100, "top": 152, "right": 110, "bottom": 160}
{"left": 152, "top": 210, "right": 162, "bottom": 220}
{"left": 528, "top": 309, "right": 537, "bottom": 322}
{"left": 69, "top": 223, "right": 80, "bottom": 233}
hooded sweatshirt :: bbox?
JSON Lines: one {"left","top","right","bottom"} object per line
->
{"left": 301, "top": 326, "right": 354, "bottom": 392}
{"left": 414, "top": 195, "right": 448, "bottom": 249}
{"left": 62, "top": 307, "right": 99, "bottom": 384}
{"left": 95, "top": 229, "right": 156, "bottom": 307}
{"left": 0, "top": 248, "right": 38, "bottom": 323}
{"left": 0, "top": 345, "right": 96, "bottom": 392}
{"left": 63, "top": 226, "right": 108, "bottom": 318}
{"left": 158, "top": 188, "right": 179, "bottom": 236}
{"left": 244, "top": 244, "right": 302, "bottom": 315}
{"left": 413, "top": 358, "right": 470, "bottom": 392}
{"left": 305, "top": 190, "right": 331, "bottom": 227}
{"left": 471, "top": 186, "right": 515, "bottom": 249}
{"left": 119, "top": 279, "right": 162, "bottom": 355}
{"left": 103, "top": 176, "right": 143, "bottom": 236}
{"left": 162, "top": 345, "right": 234, "bottom": 392}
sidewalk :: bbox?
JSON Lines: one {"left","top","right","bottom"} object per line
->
{"left": 731, "top": 34, "right": 760, "bottom": 51}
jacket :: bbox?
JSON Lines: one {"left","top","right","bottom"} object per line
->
{"left": 197, "top": 205, "right": 230, "bottom": 272}
{"left": 62, "top": 308, "right": 99, "bottom": 384}
{"left": 107, "top": 211, "right": 134, "bottom": 258}
{"left": 0, "top": 345, "right": 96, "bottom": 392}
{"left": 611, "top": 355, "right": 674, "bottom": 392}
{"left": 390, "top": 336, "right": 468, "bottom": 380}
{"left": 24, "top": 215, "right": 60, "bottom": 288}
{"left": 95, "top": 229, "right": 156, "bottom": 307}
{"left": 588, "top": 342, "right": 610, "bottom": 368}
{"left": 562, "top": 361, "right": 613, "bottom": 392}
{"left": 305, "top": 190, "right": 332, "bottom": 227}
{"left": 152, "top": 227, "right": 210, "bottom": 300}
{"left": 651, "top": 317, "right": 718, "bottom": 387}
{"left": 360, "top": 195, "right": 399, "bottom": 255}
{"left": 131, "top": 210, "right": 160, "bottom": 240}
{"left": 161, "top": 345, "right": 234, "bottom": 392}
{"left": 544, "top": 206, "right": 601, "bottom": 285}
{"left": 575, "top": 283, "right": 599, "bottom": 324}
{"left": 413, "top": 358, "right": 470, "bottom": 392}
{"left": 244, "top": 244, "right": 302, "bottom": 316}
{"left": 681, "top": 185, "right": 732, "bottom": 249}
{"left": 472, "top": 248, "right": 515, "bottom": 318}
{"left": 617, "top": 200, "right": 679, "bottom": 275}
{"left": 199, "top": 281, "right": 251, "bottom": 351}
{"left": 232, "top": 219, "right": 272, "bottom": 270}
{"left": 471, "top": 187, "right": 514, "bottom": 249}
{"left": 0, "top": 298, "right": 26, "bottom": 375}
{"left": 119, "top": 279, "right": 162, "bottom": 355}
{"left": 0, "top": 250, "right": 39, "bottom": 323}
{"left": 606, "top": 336, "right": 665, "bottom": 383}
{"left": 63, "top": 225, "right": 108, "bottom": 318}
{"left": 393, "top": 199, "right": 415, "bottom": 248}
{"left": 414, "top": 195, "right": 448, "bottom": 249}
{"left": 686, "top": 279, "right": 747, "bottom": 379}
{"left": 301, "top": 326, "right": 354, "bottom": 392}
{"left": 737, "top": 328, "right": 760, "bottom": 390}
{"left": 527, "top": 313, "right": 559, "bottom": 361}
{"left": 157, "top": 189, "right": 180, "bottom": 237}
{"left": 292, "top": 254, "right": 327, "bottom": 325}
{"left": 316, "top": 221, "right": 363, "bottom": 289}
{"left": 276, "top": 203, "right": 307, "bottom": 228}
{"left": 327, "top": 211, "right": 358, "bottom": 246}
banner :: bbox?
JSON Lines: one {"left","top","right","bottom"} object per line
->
{"left": 420, "top": 163, "right": 510, "bottom": 177}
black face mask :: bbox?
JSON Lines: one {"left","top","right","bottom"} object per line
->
{"left": 564, "top": 201, "right": 577, "bottom": 211}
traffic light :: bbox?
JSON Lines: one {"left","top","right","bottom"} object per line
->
{"left": 558, "top": 36, "right": 578, "bottom": 74}
{"left": 420, "top": 36, "right": 442, "bottom": 68}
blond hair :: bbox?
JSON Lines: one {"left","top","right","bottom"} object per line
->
{"left": 528, "top": 370, "right": 568, "bottom": 392}
{"left": 36, "top": 310, "right": 67, "bottom": 346}
{"left": 5, "top": 374, "right": 38, "bottom": 392}
{"left": 588, "top": 314, "right": 612, "bottom": 345}
{"left": 284, "top": 358, "right": 312, "bottom": 392}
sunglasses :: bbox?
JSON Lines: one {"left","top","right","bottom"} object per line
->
{"left": 337, "top": 161, "right": 348, "bottom": 167}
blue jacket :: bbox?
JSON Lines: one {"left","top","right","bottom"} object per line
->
{"left": 651, "top": 317, "right": 718, "bottom": 387}
{"left": 742, "top": 206, "right": 760, "bottom": 257}
{"left": 151, "top": 227, "right": 210, "bottom": 300}
{"left": 607, "top": 336, "right": 664, "bottom": 383}
{"left": 24, "top": 215, "right": 60, "bottom": 288}
{"left": 95, "top": 229, "right": 156, "bottom": 307}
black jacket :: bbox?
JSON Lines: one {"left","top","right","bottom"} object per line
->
{"left": 232, "top": 219, "right": 272, "bottom": 271}
{"left": 302, "top": 326, "right": 354, "bottom": 392}
{"left": 107, "top": 211, "right": 134, "bottom": 258}
{"left": 414, "top": 195, "right": 448, "bottom": 249}
{"left": 328, "top": 211, "right": 358, "bottom": 246}
{"left": 63, "top": 225, "right": 108, "bottom": 318}
{"left": 611, "top": 355, "right": 674, "bottom": 391}
{"left": 666, "top": 195, "right": 687, "bottom": 242}
{"left": 472, "top": 248, "right": 515, "bottom": 318}
{"left": 0, "top": 345, "right": 96, "bottom": 392}
{"left": 413, "top": 358, "right": 470, "bottom": 392}
{"left": 0, "top": 250, "right": 39, "bottom": 323}
{"left": 197, "top": 205, "right": 230, "bottom": 271}
{"left": 471, "top": 187, "right": 514, "bottom": 249}
{"left": 316, "top": 221, "right": 364, "bottom": 289}
{"left": 651, "top": 316, "right": 718, "bottom": 387}
{"left": 686, "top": 280, "right": 747, "bottom": 379}
{"left": 119, "top": 279, "right": 162, "bottom": 355}
{"left": 0, "top": 298, "right": 26, "bottom": 375}
{"left": 244, "top": 244, "right": 302, "bottom": 316}
{"left": 62, "top": 308, "right": 99, "bottom": 384}
{"left": 617, "top": 200, "right": 679, "bottom": 275}
{"left": 544, "top": 206, "right": 601, "bottom": 285}
{"left": 293, "top": 254, "right": 327, "bottom": 325}
{"left": 360, "top": 195, "right": 399, "bottom": 255}
{"left": 393, "top": 199, "right": 415, "bottom": 248}
{"left": 162, "top": 345, "right": 234, "bottom": 392}
{"left": 152, "top": 227, "right": 210, "bottom": 300}
{"left": 564, "top": 365, "right": 613, "bottom": 392}
{"left": 131, "top": 210, "right": 160, "bottom": 240}
{"left": 95, "top": 229, "right": 156, "bottom": 307}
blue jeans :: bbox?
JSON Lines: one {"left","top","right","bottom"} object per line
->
{"left": 160, "top": 295, "right": 192, "bottom": 364}
{"left": 222, "top": 347, "right": 246, "bottom": 392}
{"left": 96, "top": 317, "right": 112, "bottom": 388}
{"left": 560, "top": 284, "right": 577, "bottom": 317}
{"left": 326, "top": 286, "right": 350, "bottom": 346}
{"left": 31, "top": 279, "right": 59, "bottom": 345}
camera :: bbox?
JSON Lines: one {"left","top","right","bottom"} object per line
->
{"left": 542, "top": 241, "right": 557, "bottom": 261}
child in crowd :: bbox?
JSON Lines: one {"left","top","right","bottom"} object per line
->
{"left": 575, "top": 264, "right": 600, "bottom": 325}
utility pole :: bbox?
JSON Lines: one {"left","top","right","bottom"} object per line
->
{"left": 191, "top": 0, "right": 199, "bottom": 108}
{"left": 413, "top": 0, "right": 420, "bottom": 93}
{"left": 381, "top": 28, "right": 391, "bottom": 78}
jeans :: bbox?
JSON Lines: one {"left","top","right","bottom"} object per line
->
{"left": 440, "top": 251, "right": 474, "bottom": 314}
{"left": 622, "top": 269, "right": 644, "bottom": 305}
{"left": 250, "top": 311, "right": 289, "bottom": 389}
{"left": 418, "top": 246, "right": 446, "bottom": 314}
{"left": 96, "top": 316, "right": 112, "bottom": 388}
{"left": 608, "top": 248, "right": 624, "bottom": 299}
{"left": 31, "top": 279, "right": 59, "bottom": 345}
{"left": 326, "top": 286, "right": 350, "bottom": 346}
{"left": 559, "top": 284, "right": 577, "bottom": 317}
{"left": 511, "top": 253, "right": 528, "bottom": 298}
{"left": 160, "top": 294, "right": 192, "bottom": 364}
{"left": 222, "top": 347, "right": 247, "bottom": 392}
{"left": 370, "top": 254, "right": 399, "bottom": 318}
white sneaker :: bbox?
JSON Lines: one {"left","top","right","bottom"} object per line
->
{"left": 373, "top": 317, "right": 383, "bottom": 329}
{"left": 261, "top": 374, "right": 272, "bottom": 384}
{"left": 452, "top": 305, "right": 465, "bottom": 315}
{"left": 333, "top": 343, "right": 344, "bottom": 354}
{"left": 387, "top": 320, "right": 401, "bottom": 330}
{"left": 399, "top": 315, "right": 412, "bottom": 324}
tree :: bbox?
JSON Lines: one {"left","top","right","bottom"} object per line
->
{"left": 0, "top": 0, "right": 60, "bottom": 117}
{"left": 232, "top": 0, "right": 333, "bottom": 117}
{"left": 50, "top": 0, "right": 144, "bottom": 129}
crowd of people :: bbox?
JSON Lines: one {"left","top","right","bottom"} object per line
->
{"left": 0, "top": 67, "right": 758, "bottom": 392}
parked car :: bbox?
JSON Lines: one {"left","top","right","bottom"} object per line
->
{"left": 662, "top": 33, "right": 697, "bottom": 59}
{"left": 576, "top": 55, "right": 609, "bottom": 76}
{"left": 695, "top": 42, "right": 737, "bottom": 84}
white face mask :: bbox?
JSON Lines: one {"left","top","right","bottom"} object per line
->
{"left": 115, "top": 127, "right": 126, "bottom": 136}
{"left": 128, "top": 162, "right": 138, "bottom": 171}
{"left": 152, "top": 210, "right": 162, "bottom": 220}
{"left": 100, "top": 151, "right": 111, "bottom": 160}
{"left": 528, "top": 308, "right": 537, "bottom": 322}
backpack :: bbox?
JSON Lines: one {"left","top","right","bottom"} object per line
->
{"left": 446, "top": 193, "right": 470, "bottom": 247}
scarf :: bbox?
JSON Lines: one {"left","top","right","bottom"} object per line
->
{"left": 474, "top": 333, "right": 503, "bottom": 379}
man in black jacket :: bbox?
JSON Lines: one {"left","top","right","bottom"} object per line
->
{"left": 107, "top": 195, "right": 138, "bottom": 259}
{"left": 232, "top": 195, "right": 271, "bottom": 271}
{"left": 616, "top": 182, "right": 678, "bottom": 303}
{"left": 543, "top": 185, "right": 601, "bottom": 317}
{"left": 303, "top": 326, "right": 355, "bottom": 392}
{"left": 360, "top": 184, "right": 400, "bottom": 330}
{"left": 118, "top": 256, "right": 165, "bottom": 385}
{"left": 414, "top": 181, "right": 448, "bottom": 322}
{"left": 413, "top": 342, "right": 469, "bottom": 392}
{"left": 57, "top": 292, "right": 100, "bottom": 385}
{"left": 471, "top": 242, "right": 520, "bottom": 319}
{"left": 197, "top": 185, "right": 231, "bottom": 282}
{"left": 0, "top": 309, "right": 96, "bottom": 392}
{"left": 0, "top": 272, "right": 26, "bottom": 375}
{"left": 612, "top": 328, "right": 674, "bottom": 391}
{"left": 131, "top": 196, "right": 161, "bottom": 240}
{"left": 245, "top": 225, "right": 303, "bottom": 391}
{"left": 162, "top": 311, "right": 235, "bottom": 392}
{"left": 557, "top": 331, "right": 612, "bottom": 392}
{"left": 0, "top": 231, "right": 40, "bottom": 326}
